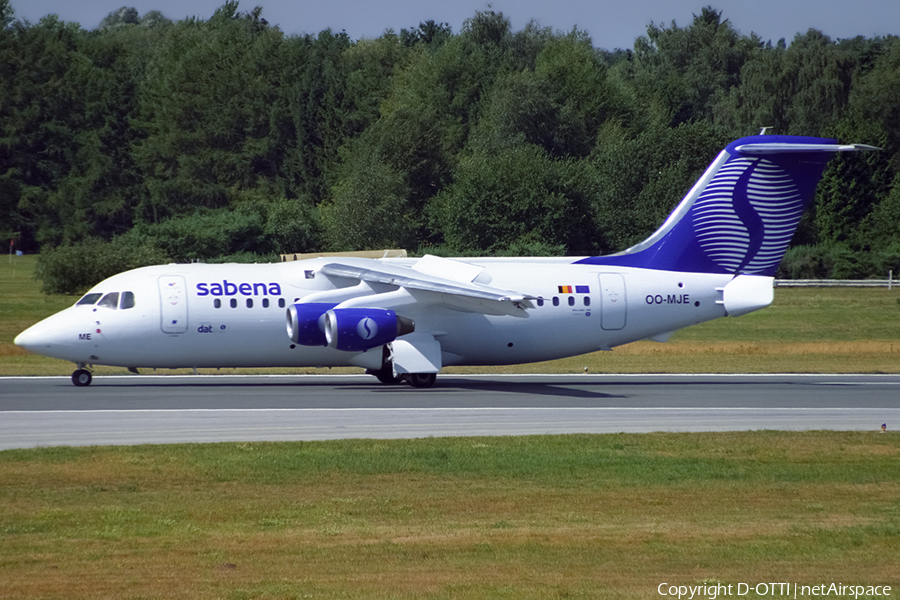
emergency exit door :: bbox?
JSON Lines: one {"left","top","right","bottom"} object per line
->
{"left": 158, "top": 275, "right": 188, "bottom": 334}
{"left": 598, "top": 273, "right": 627, "bottom": 330}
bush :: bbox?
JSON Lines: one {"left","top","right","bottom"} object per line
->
{"left": 127, "top": 209, "right": 271, "bottom": 261}
{"left": 205, "top": 251, "right": 279, "bottom": 264}
{"left": 264, "top": 198, "right": 321, "bottom": 254}
{"left": 33, "top": 207, "right": 300, "bottom": 294}
{"left": 34, "top": 237, "right": 170, "bottom": 295}
{"left": 778, "top": 243, "right": 887, "bottom": 279}
{"left": 777, "top": 245, "right": 833, "bottom": 279}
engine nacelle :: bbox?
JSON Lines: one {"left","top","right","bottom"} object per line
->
{"left": 323, "top": 308, "right": 415, "bottom": 352}
{"left": 286, "top": 303, "right": 337, "bottom": 346}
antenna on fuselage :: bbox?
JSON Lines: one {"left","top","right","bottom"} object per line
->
{"left": 759, "top": 126, "right": 774, "bottom": 135}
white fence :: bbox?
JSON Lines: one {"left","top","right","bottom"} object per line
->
{"left": 775, "top": 278, "right": 893, "bottom": 289}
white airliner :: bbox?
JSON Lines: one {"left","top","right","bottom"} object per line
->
{"left": 15, "top": 135, "right": 875, "bottom": 387}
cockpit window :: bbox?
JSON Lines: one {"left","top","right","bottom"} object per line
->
{"left": 98, "top": 292, "right": 120, "bottom": 309}
{"left": 120, "top": 291, "right": 135, "bottom": 310}
{"left": 76, "top": 293, "right": 102, "bottom": 306}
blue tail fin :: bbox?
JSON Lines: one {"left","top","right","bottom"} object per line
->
{"left": 580, "top": 135, "right": 874, "bottom": 275}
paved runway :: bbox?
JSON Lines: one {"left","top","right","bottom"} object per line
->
{"left": 1, "top": 374, "right": 898, "bottom": 449}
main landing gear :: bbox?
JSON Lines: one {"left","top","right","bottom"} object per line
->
{"left": 366, "top": 351, "right": 437, "bottom": 388}
{"left": 405, "top": 373, "right": 437, "bottom": 388}
{"left": 72, "top": 365, "right": 93, "bottom": 387}
{"left": 366, "top": 365, "right": 437, "bottom": 388}
{"left": 367, "top": 363, "right": 403, "bottom": 385}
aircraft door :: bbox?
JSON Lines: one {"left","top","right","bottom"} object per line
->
{"left": 598, "top": 274, "right": 626, "bottom": 330}
{"left": 158, "top": 275, "right": 189, "bottom": 334}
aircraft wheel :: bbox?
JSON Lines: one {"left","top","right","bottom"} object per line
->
{"left": 72, "top": 369, "right": 93, "bottom": 387}
{"left": 406, "top": 373, "right": 437, "bottom": 388}
{"left": 367, "top": 365, "right": 402, "bottom": 385}
{"left": 376, "top": 371, "right": 403, "bottom": 385}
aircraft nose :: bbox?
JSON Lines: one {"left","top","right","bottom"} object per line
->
{"left": 15, "top": 321, "right": 54, "bottom": 353}
{"left": 14, "top": 310, "right": 94, "bottom": 362}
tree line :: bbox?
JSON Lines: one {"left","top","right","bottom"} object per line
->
{"left": 1, "top": 1, "right": 898, "bottom": 293}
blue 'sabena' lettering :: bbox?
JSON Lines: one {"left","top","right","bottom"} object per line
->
{"left": 196, "top": 281, "right": 282, "bottom": 296}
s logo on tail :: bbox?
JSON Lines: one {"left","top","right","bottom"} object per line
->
{"left": 693, "top": 155, "right": 805, "bottom": 275}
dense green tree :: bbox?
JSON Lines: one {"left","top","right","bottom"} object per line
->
{"left": 280, "top": 29, "right": 353, "bottom": 202}
{"left": 628, "top": 7, "right": 759, "bottom": 127}
{"left": 430, "top": 145, "right": 599, "bottom": 254}
{"left": 469, "top": 29, "right": 620, "bottom": 158}
{"left": 782, "top": 30, "right": 856, "bottom": 136}
{"left": 99, "top": 6, "right": 139, "bottom": 31}
{"left": 341, "top": 34, "right": 409, "bottom": 139}
{"left": 133, "top": 2, "right": 286, "bottom": 221}
{"left": 324, "top": 10, "right": 523, "bottom": 250}
{"left": 263, "top": 196, "right": 321, "bottom": 254}
{"left": 400, "top": 20, "right": 452, "bottom": 48}
{"left": 125, "top": 207, "right": 270, "bottom": 260}
{"left": 1, "top": 0, "right": 13, "bottom": 29}
{"left": 589, "top": 121, "right": 730, "bottom": 252}
{"left": 844, "top": 36, "right": 900, "bottom": 169}
{"left": 1, "top": 3, "right": 897, "bottom": 284}
{"left": 0, "top": 16, "right": 90, "bottom": 249}
{"left": 713, "top": 39, "right": 790, "bottom": 136}
{"left": 320, "top": 145, "right": 414, "bottom": 250}
{"left": 717, "top": 29, "right": 859, "bottom": 137}
{"left": 140, "top": 11, "right": 171, "bottom": 28}
{"left": 810, "top": 37, "right": 899, "bottom": 249}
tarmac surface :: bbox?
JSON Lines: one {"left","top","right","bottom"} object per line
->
{"left": 1, "top": 373, "right": 897, "bottom": 449}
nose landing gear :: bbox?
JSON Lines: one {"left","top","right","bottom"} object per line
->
{"left": 72, "top": 364, "right": 93, "bottom": 387}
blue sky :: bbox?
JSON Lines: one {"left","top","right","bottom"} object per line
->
{"left": 10, "top": 0, "right": 899, "bottom": 50}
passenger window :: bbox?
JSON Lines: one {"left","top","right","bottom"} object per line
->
{"left": 584, "top": 297, "right": 591, "bottom": 307}
{"left": 552, "top": 297, "right": 559, "bottom": 307}
{"left": 246, "top": 299, "right": 253, "bottom": 309}
{"left": 98, "top": 292, "right": 119, "bottom": 309}
{"left": 278, "top": 298, "right": 285, "bottom": 308}
{"left": 263, "top": 298, "right": 270, "bottom": 308}
{"left": 230, "top": 298, "right": 237, "bottom": 308}
{"left": 537, "top": 298, "right": 544, "bottom": 307}
{"left": 214, "top": 299, "right": 221, "bottom": 309}
{"left": 120, "top": 291, "right": 135, "bottom": 309}
{"left": 77, "top": 293, "right": 102, "bottom": 306}
{"left": 568, "top": 296, "right": 575, "bottom": 306}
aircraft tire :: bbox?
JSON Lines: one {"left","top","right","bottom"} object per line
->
{"left": 407, "top": 373, "right": 437, "bottom": 388}
{"left": 72, "top": 369, "right": 93, "bottom": 387}
{"left": 367, "top": 365, "right": 403, "bottom": 385}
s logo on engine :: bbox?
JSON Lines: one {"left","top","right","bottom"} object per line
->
{"left": 357, "top": 317, "right": 378, "bottom": 341}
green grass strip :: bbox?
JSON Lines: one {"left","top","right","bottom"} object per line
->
{"left": 1, "top": 432, "right": 898, "bottom": 599}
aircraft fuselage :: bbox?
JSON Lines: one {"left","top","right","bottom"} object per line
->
{"left": 16, "top": 259, "right": 734, "bottom": 371}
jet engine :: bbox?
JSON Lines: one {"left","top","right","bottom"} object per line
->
{"left": 286, "top": 303, "right": 336, "bottom": 346}
{"left": 322, "top": 308, "right": 415, "bottom": 352}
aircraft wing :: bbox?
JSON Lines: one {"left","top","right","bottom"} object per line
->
{"left": 316, "top": 256, "right": 536, "bottom": 317}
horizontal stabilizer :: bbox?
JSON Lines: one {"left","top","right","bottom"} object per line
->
{"left": 735, "top": 143, "right": 880, "bottom": 155}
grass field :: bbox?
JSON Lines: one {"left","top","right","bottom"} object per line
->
{"left": 3, "top": 254, "right": 899, "bottom": 375}
{"left": 1, "top": 433, "right": 898, "bottom": 599}
{"left": 3, "top": 258, "right": 899, "bottom": 598}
